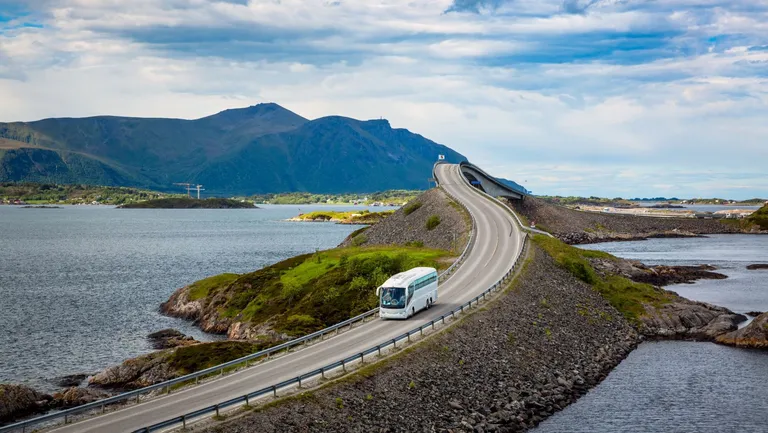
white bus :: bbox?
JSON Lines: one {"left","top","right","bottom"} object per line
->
{"left": 377, "top": 267, "right": 438, "bottom": 319}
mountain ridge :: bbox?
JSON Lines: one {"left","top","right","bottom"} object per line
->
{"left": 0, "top": 104, "right": 467, "bottom": 194}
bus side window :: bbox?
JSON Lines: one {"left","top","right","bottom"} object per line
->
{"left": 407, "top": 284, "right": 414, "bottom": 303}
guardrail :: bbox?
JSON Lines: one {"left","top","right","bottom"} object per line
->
{"left": 451, "top": 162, "right": 553, "bottom": 237}
{"left": 129, "top": 233, "right": 529, "bottom": 433}
{"left": 0, "top": 171, "right": 478, "bottom": 433}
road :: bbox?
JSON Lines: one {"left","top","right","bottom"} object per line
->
{"left": 50, "top": 163, "right": 523, "bottom": 433}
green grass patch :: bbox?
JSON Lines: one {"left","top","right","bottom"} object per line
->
{"left": 295, "top": 210, "right": 394, "bottom": 224}
{"left": 532, "top": 235, "right": 672, "bottom": 322}
{"left": 189, "top": 273, "right": 240, "bottom": 301}
{"left": 403, "top": 201, "right": 422, "bottom": 216}
{"left": 193, "top": 245, "right": 452, "bottom": 337}
{"left": 425, "top": 215, "right": 441, "bottom": 230}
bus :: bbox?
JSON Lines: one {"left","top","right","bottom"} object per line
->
{"left": 376, "top": 267, "right": 438, "bottom": 319}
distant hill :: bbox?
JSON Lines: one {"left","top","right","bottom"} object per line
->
{"left": 118, "top": 198, "right": 257, "bottom": 209}
{"left": 0, "top": 104, "right": 466, "bottom": 194}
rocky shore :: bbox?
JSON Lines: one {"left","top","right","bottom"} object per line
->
{"left": 716, "top": 312, "right": 768, "bottom": 349}
{"left": 507, "top": 196, "right": 741, "bottom": 245}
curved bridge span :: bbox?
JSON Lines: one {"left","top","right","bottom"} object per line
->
{"left": 2, "top": 163, "right": 526, "bottom": 433}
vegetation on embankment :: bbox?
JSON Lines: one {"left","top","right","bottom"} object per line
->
{"left": 162, "top": 245, "right": 453, "bottom": 340}
{"left": 118, "top": 198, "right": 257, "bottom": 209}
{"left": 0, "top": 182, "right": 176, "bottom": 205}
{"left": 288, "top": 209, "right": 394, "bottom": 224}
{"left": 252, "top": 190, "right": 421, "bottom": 205}
{"left": 509, "top": 196, "right": 742, "bottom": 244}
{"left": 531, "top": 235, "right": 745, "bottom": 339}
{"left": 532, "top": 235, "right": 672, "bottom": 323}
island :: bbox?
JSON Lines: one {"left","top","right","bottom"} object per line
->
{"left": 118, "top": 198, "right": 257, "bottom": 209}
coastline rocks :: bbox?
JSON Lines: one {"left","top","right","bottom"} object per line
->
{"left": 52, "top": 387, "right": 109, "bottom": 409}
{"left": 589, "top": 257, "right": 727, "bottom": 286}
{"left": 147, "top": 329, "right": 198, "bottom": 349}
{"left": 746, "top": 264, "right": 768, "bottom": 270}
{"left": 89, "top": 351, "right": 176, "bottom": 390}
{"left": 639, "top": 299, "right": 746, "bottom": 340}
{"left": 52, "top": 373, "right": 90, "bottom": 388}
{"left": 716, "top": 312, "right": 768, "bottom": 349}
{"left": 506, "top": 196, "right": 741, "bottom": 245}
{"left": 0, "top": 384, "right": 52, "bottom": 423}
{"left": 746, "top": 311, "right": 764, "bottom": 318}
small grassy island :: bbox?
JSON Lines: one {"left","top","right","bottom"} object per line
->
{"left": 288, "top": 209, "right": 394, "bottom": 224}
{"left": 118, "top": 198, "right": 257, "bottom": 209}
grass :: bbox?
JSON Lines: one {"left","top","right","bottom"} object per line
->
{"left": 425, "top": 215, "right": 441, "bottom": 230}
{"left": 193, "top": 245, "right": 452, "bottom": 336}
{"left": 403, "top": 201, "right": 422, "bottom": 216}
{"left": 532, "top": 235, "right": 672, "bottom": 323}
{"left": 167, "top": 340, "right": 279, "bottom": 375}
{"left": 294, "top": 210, "right": 394, "bottom": 224}
{"left": 188, "top": 273, "right": 240, "bottom": 301}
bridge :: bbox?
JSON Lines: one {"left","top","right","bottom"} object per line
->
{"left": 457, "top": 161, "right": 526, "bottom": 200}
{"left": 1, "top": 162, "right": 532, "bottom": 433}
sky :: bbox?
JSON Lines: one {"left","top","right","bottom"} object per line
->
{"left": 0, "top": 0, "right": 766, "bottom": 199}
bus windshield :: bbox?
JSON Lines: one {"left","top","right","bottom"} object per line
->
{"left": 380, "top": 287, "right": 406, "bottom": 309}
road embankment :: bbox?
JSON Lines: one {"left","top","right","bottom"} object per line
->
{"left": 194, "top": 245, "right": 641, "bottom": 432}
{"left": 508, "top": 196, "right": 743, "bottom": 244}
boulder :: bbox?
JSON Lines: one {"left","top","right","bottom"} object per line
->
{"left": 639, "top": 299, "right": 747, "bottom": 340}
{"left": 716, "top": 312, "right": 768, "bottom": 349}
{"left": 746, "top": 264, "right": 768, "bottom": 270}
{"left": 89, "top": 351, "right": 176, "bottom": 390}
{"left": 52, "top": 373, "right": 90, "bottom": 388}
{"left": 0, "top": 384, "right": 52, "bottom": 422}
{"left": 147, "top": 329, "right": 198, "bottom": 349}
{"left": 52, "top": 387, "right": 109, "bottom": 409}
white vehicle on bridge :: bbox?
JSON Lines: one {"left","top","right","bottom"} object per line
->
{"left": 377, "top": 267, "right": 438, "bottom": 319}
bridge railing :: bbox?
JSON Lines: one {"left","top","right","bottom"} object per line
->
{"left": 0, "top": 172, "right": 478, "bottom": 433}
{"left": 128, "top": 233, "right": 528, "bottom": 433}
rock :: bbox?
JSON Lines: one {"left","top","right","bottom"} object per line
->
{"left": 589, "top": 258, "right": 727, "bottom": 286}
{"left": 639, "top": 299, "right": 747, "bottom": 340}
{"left": 52, "top": 373, "right": 90, "bottom": 388}
{"left": 746, "top": 311, "right": 764, "bottom": 318}
{"left": 89, "top": 351, "right": 176, "bottom": 390}
{"left": 0, "top": 384, "right": 52, "bottom": 423}
{"left": 147, "top": 329, "right": 198, "bottom": 349}
{"left": 746, "top": 264, "right": 768, "bottom": 270}
{"left": 716, "top": 312, "right": 768, "bottom": 349}
{"left": 449, "top": 400, "right": 464, "bottom": 411}
{"left": 52, "top": 387, "right": 109, "bottom": 409}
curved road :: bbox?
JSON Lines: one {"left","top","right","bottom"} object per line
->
{"left": 50, "top": 163, "right": 523, "bottom": 433}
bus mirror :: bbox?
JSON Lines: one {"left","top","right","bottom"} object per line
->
{"left": 376, "top": 287, "right": 381, "bottom": 296}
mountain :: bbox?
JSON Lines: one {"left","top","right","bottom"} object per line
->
{"left": 0, "top": 104, "right": 466, "bottom": 194}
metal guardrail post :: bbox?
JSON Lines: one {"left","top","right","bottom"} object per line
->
{"left": 272, "top": 386, "right": 277, "bottom": 397}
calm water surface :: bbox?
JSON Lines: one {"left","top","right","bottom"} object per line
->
{"left": 0, "top": 204, "right": 379, "bottom": 391}
{"left": 536, "top": 235, "right": 768, "bottom": 432}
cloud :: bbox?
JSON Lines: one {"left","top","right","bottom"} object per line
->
{"left": 0, "top": 0, "right": 767, "bottom": 198}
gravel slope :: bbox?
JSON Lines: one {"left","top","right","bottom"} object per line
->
{"left": 340, "top": 188, "right": 470, "bottom": 252}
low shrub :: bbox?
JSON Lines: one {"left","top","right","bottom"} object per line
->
{"left": 426, "top": 215, "right": 441, "bottom": 231}
{"left": 403, "top": 201, "right": 422, "bottom": 216}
